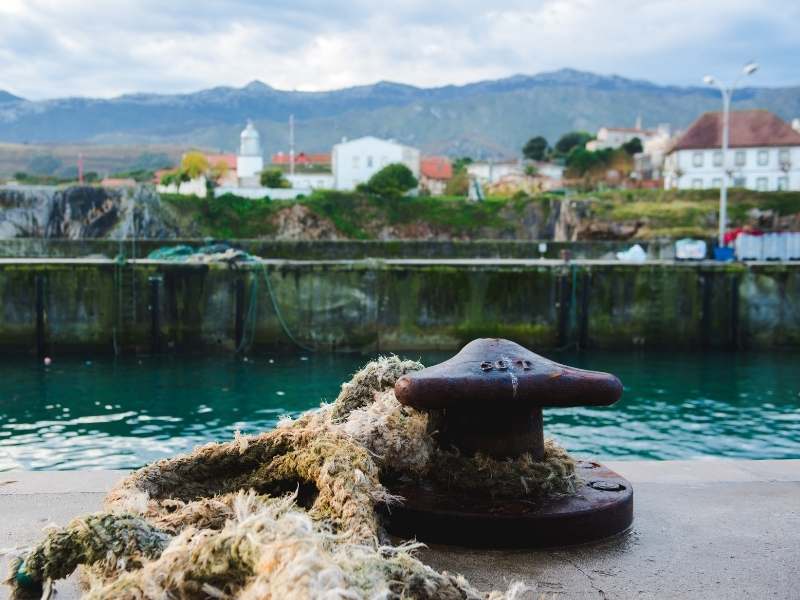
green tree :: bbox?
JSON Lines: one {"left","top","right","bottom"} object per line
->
{"left": 452, "top": 156, "right": 473, "bottom": 174}
{"left": 364, "top": 163, "right": 418, "bottom": 196}
{"left": 444, "top": 170, "right": 470, "bottom": 196}
{"left": 554, "top": 131, "right": 594, "bottom": 155}
{"left": 260, "top": 168, "right": 290, "bottom": 188}
{"left": 180, "top": 151, "right": 209, "bottom": 179}
{"left": 622, "top": 137, "right": 643, "bottom": 155}
{"left": 160, "top": 170, "right": 189, "bottom": 186}
{"left": 522, "top": 136, "right": 549, "bottom": 161}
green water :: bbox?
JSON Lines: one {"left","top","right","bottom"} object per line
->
{"left": 1, "top": 350, "right": 799, "bottom": 471}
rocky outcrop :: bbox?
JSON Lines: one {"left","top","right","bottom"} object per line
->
{"left": 270, "top": 203, "right": 340, "bottom": 241}
{"left": 0, "top": 184, "right": 180, "bottom": 239}
{"left": 553, "top": 199, "right": 641, "bottom": 241}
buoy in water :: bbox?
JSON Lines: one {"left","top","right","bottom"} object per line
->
{"left": 43, "top": 357, "right": 52, "bottom": 366}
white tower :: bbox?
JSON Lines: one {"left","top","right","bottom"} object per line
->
{"left": 237, "top": 120, "right": 264, "bottom": 184}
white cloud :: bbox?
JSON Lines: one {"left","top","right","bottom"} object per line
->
{"left": 0, "top": 0, "right": 797, "bottom": 99}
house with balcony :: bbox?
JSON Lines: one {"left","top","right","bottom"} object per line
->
{"left": 663, "top": 110, "right": 800, "bottom": 191}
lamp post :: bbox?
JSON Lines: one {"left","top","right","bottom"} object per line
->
{"left": 703, "top": 62, "right": 758, "bottom": 247}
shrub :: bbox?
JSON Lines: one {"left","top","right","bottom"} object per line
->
{"left": 260, "top": 168, "right": 291, "bottom": 188}
{"left": 523, "top": 136, "right": 549, "bottom": 161}
{"left": 364, "top": 163, "right": 418, "bottom": 197}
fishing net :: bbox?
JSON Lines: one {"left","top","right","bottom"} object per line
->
{"left": 6, "top": 356, "right": 576, "bottom": 599}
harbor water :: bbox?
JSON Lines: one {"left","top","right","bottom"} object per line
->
{"left": 1, "top": 350, "right": 799, "bottom": 470}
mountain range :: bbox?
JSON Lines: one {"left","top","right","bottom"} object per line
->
{"left": 1, "top": 69, "right": 799, "bottom": 159}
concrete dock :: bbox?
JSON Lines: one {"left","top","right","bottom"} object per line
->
{"left": 1, "top": 460, "right": 798, "bottom": 599}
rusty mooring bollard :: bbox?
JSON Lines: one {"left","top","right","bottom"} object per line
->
{"left": 395, "top": 338, "right": 622, "bottom": 460}
{"left": 386, "top": 338, "right": 634, "bottom": 548}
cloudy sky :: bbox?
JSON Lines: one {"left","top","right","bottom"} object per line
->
{"left": 1, "top": 0, "right": 797, "bottom": 99}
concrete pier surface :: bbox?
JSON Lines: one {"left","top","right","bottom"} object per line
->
{"left": 1, "top": 460, "right": 798, "bottom": 599}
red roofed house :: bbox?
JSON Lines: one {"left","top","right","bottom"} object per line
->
{"left": 271, "top": 152, "right": 331, "bottom": 167}
{"left": 419, "top": 156, "right": 453, "bottom": 196}
{"left": 664, "top": 110, "right": 800, "bottom": 191}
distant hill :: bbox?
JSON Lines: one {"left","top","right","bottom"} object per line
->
{"left": 1, "top": 69, "right": 799, "bottom": 161}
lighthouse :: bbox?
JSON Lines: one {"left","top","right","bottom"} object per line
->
{"left": 236, "top": 120, "right": 264, "bottom": 186}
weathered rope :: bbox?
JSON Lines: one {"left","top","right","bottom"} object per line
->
{"left": 5, "top": 356, "right": 575, "bottom": 599}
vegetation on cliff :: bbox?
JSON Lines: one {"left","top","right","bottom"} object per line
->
{"left": 160, "top": 188, "right": 800, "bottom": 241}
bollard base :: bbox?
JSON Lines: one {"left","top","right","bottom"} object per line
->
{"left": 384, "top": 461, "right": 633, "bottom": 548}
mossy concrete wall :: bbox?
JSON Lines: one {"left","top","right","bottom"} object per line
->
{"left": 0, "top": 259, "right": 797, "bottom": 355}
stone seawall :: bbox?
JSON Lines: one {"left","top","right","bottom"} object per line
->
{"left": 0, "top": 259, "right": 798, "bottom": 355}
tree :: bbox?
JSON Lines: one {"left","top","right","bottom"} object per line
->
{"left": 523, "top": 136, "right": 549, "bottom": 161}
{"left": 210, "top": 160, "right": 229, "bottom": 182}
{"left": 452, "top": 156, "right": 473, "bottom": 174}
{"left": 622, "top": 137, "right": 643, "bottom": 155}
{"left": 554, "top": 131, "right": 594, "bottom": 155}
{"left": 364, "top": 163, "right": 418, "bottom": 197}
{"left": 260, "top": 168, "right": 290, "bottom": 188}
{"left": 444, "top": 170, "right": 470, "bottom": 196}
{"left": 180, "top": 151, "right": 209, "bottom": 180}
{"left": 160, "top": 170, "right": 189, "bottom": 186}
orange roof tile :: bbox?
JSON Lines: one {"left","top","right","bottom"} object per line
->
{"left": 420, "top": 156, "right": 453, "bottom": 180}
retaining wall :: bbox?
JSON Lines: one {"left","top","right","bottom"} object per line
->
{"left": 1, "top": 259, "right": 797, "bottom": 355}
{"left": 0, "top": 238, "right": 684, "bottom": 261}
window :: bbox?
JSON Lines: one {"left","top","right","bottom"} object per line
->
{"left": 352, "top": 156, "right": 360, "bottom": 168}
{"left": 367, "top": 156, "right": 374, "bottom": 168}
{"left": 692, "top": 152, "right": 704, "bottom": 167}
{"left": 711, "top": 178, "right": 723, "bottom": 188}
{"left": 733, "top": 177, "right": 746, "bottom": 188}
{"left": 757, "top": 150, "right": 769, "bottom": 166}
{"left": 735, "top": 150, "right": 746, "bottom": 167}
{"left": 777, "top": 177, "right": 789, "bottom": 191}
{"left": 713, "top": 151, "right": 723, "bottom": 167}
{"left": 692, "top": 178, "right": 703, "bottom": 189}
{"left": 756, "top": 177, "right": 768, "bottom": 191}
{"left": 779, "top": 149, "right": 791, "bottom": 165}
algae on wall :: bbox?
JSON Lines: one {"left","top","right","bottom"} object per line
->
{"left": 0, "top": 260, "right": 798, "bottom": 355}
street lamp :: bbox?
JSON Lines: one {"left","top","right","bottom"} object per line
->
{"left": 703, "top": 62, "right": 759, "bottom": 247}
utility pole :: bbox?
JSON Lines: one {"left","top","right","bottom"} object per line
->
{"left": 289, "top": 114, "right": 295, "bottom": 177}
{"left": 704, "top": 62, "right": 758, "bottom": 247}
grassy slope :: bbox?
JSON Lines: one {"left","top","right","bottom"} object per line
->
{"left": 161, "top": 189, "right": 800, "bottom": 240}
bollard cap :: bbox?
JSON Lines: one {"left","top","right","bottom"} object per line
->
{"left": 395, "top": 338, "right": 622, "bottom": 410}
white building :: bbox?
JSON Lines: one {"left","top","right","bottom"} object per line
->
{"left": 286, "top": 173, "right": 335, "bottom": 190}
{"left": 633, "top": 125, "right": 673, "bottom": 181}
{"left": 237, "top": 120, "right": 264, "bottom": 185}
{"left": 586, "top": 121, "right": 661, "bottom": 151}
{"left": 331, "top": 136, "right": 420, "bottom": 191}
{"left": 664, "top": 110, "right": 800, "bottom": 191}
{"left": 466, "top": 160, "right": 522, "bottom": 185}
